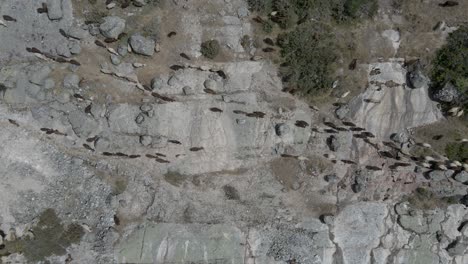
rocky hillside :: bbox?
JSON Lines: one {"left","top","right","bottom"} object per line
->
{"left": 0, "top": 0, "right": 467, "bottom": 263}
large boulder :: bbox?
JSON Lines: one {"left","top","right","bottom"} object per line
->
{"left": 432, "top": 82, "right": 461, "bottom": 103}
{"left": 427, "top": 170, "right": 454, "bottom": 181}
{"left": 406, "top": 60, "right": 428, "bottom": 89}
{"left": 99, "top": 16, "right": 126, "bottom": 39}
{"left": 326, "top": 135, "right": 340, "bottom": 151}
{"left": 129, "top": 34, "right": 155, "bottom": 56}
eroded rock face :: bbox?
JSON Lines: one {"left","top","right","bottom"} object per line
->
{"left": 348, "top": 61, "right": 443, "bottom": 139}
{"left": 0, "top": 0, "right": 466, "bottom": 263}
{"left": 333, "top": 203, "right": 388, "bottom": 264}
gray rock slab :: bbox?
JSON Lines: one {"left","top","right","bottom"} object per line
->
{"left": 100, "top": 16, "right": 126, "bottom": 39}
{"left": 129, "top": 34, "right": 155, "bottom": 56}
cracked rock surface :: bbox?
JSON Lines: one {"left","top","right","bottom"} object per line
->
{"left": 0, "top": 0, "right": 467, "bottom": 263}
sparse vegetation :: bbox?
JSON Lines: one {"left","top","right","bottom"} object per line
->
{"left": 407, "top": 187, "right": 456, "bottom": 210}
{"left": 431, "top": 26, "right": 468, "bottom": 107}
{"left": 262, "top": 19, "right": 274, "bottom": 33}
{"left": 246, "top": 0, "right": 378, "bottom": 95}
{"left": 342, "top": 0, "right": 378, "bottom": 20}
{"left": 84, "top": 10, "right": 108, "bottom": 24}
{"left": 164, "top": 171, "right": 186, "bottom": 187}
{"left": 0, "top": 209, "right": 84, "bottom": 262}
{"left": 201, "top": 40, "right": 221, "bottom": 59}
{"left": 142, "top": 17, "right": 161, "bottom": 41}
{"left": 241, "top": 35, "right": 253, "bottom": 51}
{"left": 445, "top": 142, "right": 468, "bottom": 162}
{"left": 114, "top": 178, "right": 128, "bottom": 194}
{"left": 223, "top": 185, "right": 240, "bottom": 200}
{"left": 248, "top": 0, "right": 378, "bottom": 27}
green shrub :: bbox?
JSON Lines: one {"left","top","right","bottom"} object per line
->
{"left": 445, "top": 142, "right": 468, "bottom": 162}
{"left": 343, "top": 0, "right": 378, "bottom": 19}
{"left": 201, "top": 40, "right": 221, "bottom": 59}
{"left": 407, "top": 188, "right": 448, "bottom": 210}
{"left": 3, "top": 209, "right": 84, "bottom": 262}
{"left": 247, "top": 0, "right": 378, "bottom": 27}
{"left": 431, "top": 26, "right": 468, "bottom": 106}
{"left": 241, "top": 35, "right": 253, "bottom": 51}
{"left": 262, "top": 20, "right": 274, "bottom": 33}
{"left": 84, "top": 10, "right": 108, "bottom": 24}
{"left": 277, "top": 21, "right": 337, "bottom": 94}
{"left": 247, "top": 0, "right": 274, "bottom": 13}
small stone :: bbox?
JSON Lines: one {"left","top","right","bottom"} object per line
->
{"left": 251, "top": 55, "right": 263, "bottom": 61}
{"left": 167, "top": 75, "right": 179, "bottom": 86}
{"left": 26, "top": 84, "right": 41, "bottom": 97}
{"left": 100, "top": 16, "right": 126, "bottom": 39}
{"left": 324, "top": 174, "right": 338, "bottom": 183}
{"left": 117, "top": 43, "right": 128, "bottom": 56}
{"left": 129, "top": 33, "right": 155, "bottom": 56}
{"left": 94, "top": 137, "right": 110, "bottom": 151}
{"left": 151, "top": 77, "right": 164, "bottom": 90}
{"left": 390, "top": 132, "right": 409, "bottom": 144}
{"left": 146, "top": 110, "right": 154, "bottom": 117}
{"left": 140, "top": 104, "right": 153, "bottom": 112}
{"left": 57, "top": 90, "right": 71, "bottom": 103}
{"left": 106, "top": 2, "right": 116, "bottom": 9}
{"left": 427, "top": 170, "right": 454, "bottom": 181}
{"left": 275, "top": 123, "right": 290, "bottom": 137}
{"left": 29, "top": 66, "right": 51, "bottom": 85}
{"left": 236, "top": 119, "right": 246, "bottom": 125}
{"left": 454, "top": 171, "right": 468, "bottom": 183}
{"left": 352, "top": 183, "right": 363, "bottom": 193}
{"left": 56, "top": 43, "right": 71, "bottom": 58}
{"left": 182, "top": 86, "right": 194, "bottom": 95}
{"left": 204, "top": 79, "right": 217, "bottom": 90}
{"left": 237, "top": 7, "right": 249, "bottom": 18}
{"left": 63, "top": 74, "right": 80, "bottom": 89}
{"left": 133, "top": 0, "right": 146, "bottom": 7}
{"left": 154, "top": 42, "right": 161, "bottom": 53}
{"left": 414, "top": 166, "right": 422, "bottom": 173}
{"left": 47, "top": 0, "right": 63, "bottom": 20}
{"left": 460, "top": 224, "right": 468, "bottom": 237}
{"left": 88, "top": 24, "right": 100, "bottom": 36}
{"left": 68, "top": 41, "right": 81, "bottom": 55}
{"left": 135, "top": 113, "right": 145, "bottom": 124}
{"left": 398, "top": 214, "right": 428, "bottom": 234}
{"left": 150, "top": 135, "right": 166, "bottom": 148}
{"left": 327, "top": 135, "right": 341, "bottom": 151}
{"left": 140, "top": 135, "right": 152, "bottom": 146}
{"left": 110, "top": 54, "right": 121, "bottom": 65}
{"left": 291, "top": 181, "right": 301, "bottom": 190}
{"left": 320, "top": 214, "right": 335, "bottom": 225}
{"left": 67, "top": 26, "right": 88, "bottom": 40}
{"left": 334, "top": 104, "right": 349, "bottom": 120}
{"left": 133, "top": 62, "right": 145, "bottom": 68}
